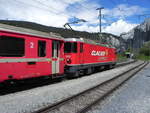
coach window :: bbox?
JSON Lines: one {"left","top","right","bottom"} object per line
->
{"left": 52, "top": 41, "right": 60, "bottom": 58}
{"left": 64, "top": 42, "right": 77, "bottom": 53}
{"left": 0, "top": 36, "right": 24, "bottom": 57}
{"left": 38, "top": 40, "right": 46, "bottom": 57}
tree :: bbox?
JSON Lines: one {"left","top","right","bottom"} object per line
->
{"left": 139, "top": 41, "right": 150, "bottom": 56}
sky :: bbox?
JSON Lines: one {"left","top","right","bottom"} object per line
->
{"left": 0, "top": 0, "right": 150, "bottom": 36}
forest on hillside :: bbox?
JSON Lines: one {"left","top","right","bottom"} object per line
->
{"left": 0, "top": 20, "right": 120, "bottom": 42}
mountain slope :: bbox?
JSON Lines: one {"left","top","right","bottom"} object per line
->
{"left": 121, "top": 18, "right": 150, "bottom": 51}
{"left": 0, "top": 20, "right": 125, "bottom": 51}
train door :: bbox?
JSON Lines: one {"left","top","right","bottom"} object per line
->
{"left": 79, "top": 43, "right": 84, "bottom": 64}
{"left": 52, "top": 41, "right": 60, "bottom": 74}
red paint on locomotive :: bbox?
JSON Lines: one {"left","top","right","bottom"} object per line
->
{"left": 64, "top": 38, "right": 117, "bottom": 76}
{"left": 64, "top": 38, "right": 117, "bottom": 65}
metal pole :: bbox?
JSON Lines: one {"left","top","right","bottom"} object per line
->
{"left": 96, "top": 7, "right": 104, "bottom": 33}
{"left": 99, "top": 9, "right": 102, "bottom": 33}
{"left": 96, "top": 7, "right": 104, "bottom": 43}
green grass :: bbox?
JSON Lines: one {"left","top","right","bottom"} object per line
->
{"left": 136, "top": 54, "right": 150, "bottom": 61}
{"left": 117, "top": 54, "right": 128, "bottom": 62}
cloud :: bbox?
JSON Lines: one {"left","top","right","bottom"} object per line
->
{"left": 104, "top": 4, "right": 146, "bottom": 18}
{"left": 0, "top": 0, "right": 102, "bottom": 27}
{"left": 72, "top": 2, "right": 101, "bottom": 24}
{"left": 0, "top": 0, "right": 101, "bottom": 27}
{"left": 0, "top": 0, "right": 81, "bottom": 27}
{"left": 72, "top": 23, "right": 99, "bottom": 32}
{"left": 103, "top": 19, "right": 138, "bottom": 35}
{"left": 70, "top": 4, "right": 144, "bottom": 35}
{"left": 71, "top": 19, "right": 138, "bottom": 36}
{"left": 0, "top": 0, "right": 146, "bottom": 36}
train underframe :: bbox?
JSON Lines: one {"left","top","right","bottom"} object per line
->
{"left": 65, "top": 62, "right": 116, "bottom": 78}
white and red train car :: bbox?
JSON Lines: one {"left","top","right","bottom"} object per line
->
{"left": 0, "top": 24, "right": 64, "bottom": 83}
{"left": 64, "top": 38, "right": 117, "bottom": 77}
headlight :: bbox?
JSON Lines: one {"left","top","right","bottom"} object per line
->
{"left": 66, "top": 58, "right": 71, "bottom": 64}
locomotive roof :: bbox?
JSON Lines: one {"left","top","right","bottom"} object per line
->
{"left": 64, "top": 38, "right": 115, "bottom": 48}
{"left": 0, "top": 23, "right": 64, "bottom": 40}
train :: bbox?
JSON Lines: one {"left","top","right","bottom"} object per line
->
{"left": 64, "top": 38, "right": 117, "bottom": 77}
{"left": 0, "top": 23, "right": 117, "bottom": 83}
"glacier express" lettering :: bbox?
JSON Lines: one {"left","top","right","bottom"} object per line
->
{"left": 91, "top": 50, "right": 106, "bottom": 56}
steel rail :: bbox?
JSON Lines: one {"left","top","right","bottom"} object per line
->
{"left": 116, "top": 60, "right": 136, "bottom": 67}
{"left": 77, "top": 61, "right": 148, "bottom": 113}
{"left": 31, "top": 61, "right": 147, "bottom": 113}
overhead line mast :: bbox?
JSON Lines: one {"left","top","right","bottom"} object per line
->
{"left": 96, "top": 7, "right": 104, "bottom": 43}
{"left": 96, "top": 7, "right": 104, "bottom": 33}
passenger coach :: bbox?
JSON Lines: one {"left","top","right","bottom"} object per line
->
{"left": 0, "top": 24, "right": 64, "bottom": 83}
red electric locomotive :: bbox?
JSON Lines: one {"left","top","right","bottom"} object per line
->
{"left": 0, "top": 24, "right": 64, "bottom": 83}
{"left": 64, "top": 38, "right": 117, "bottom": 77}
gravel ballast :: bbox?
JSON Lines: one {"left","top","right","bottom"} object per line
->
{"left": 0, "top": 61, "right": 142, "bottom": 113}
{"left": 89, "top": 62, "right": 150, "bottom": 113}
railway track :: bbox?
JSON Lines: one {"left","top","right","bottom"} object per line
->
{"left": 31, "top": 61, "right": 148, "bottom": 113}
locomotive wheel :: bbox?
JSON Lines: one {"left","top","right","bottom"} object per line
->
{"left": 3, "top": 80, "right": 18, "bottom": 87}
{"left": 86, "top": 67, "right": 93, "bottom": 75}
{"left": 112, "top": 64, "right": 116, "bottom": 68}
{"left": 67, "top": 71, "right": 79, "bottom": 79}
{"left": 105, "top": 65, "right": 113, "bottom": 70}
{"left": 105, "top": 65, "right": 110, "bottom": 70}
{"left": 72, "top": 71, "right": 79, "bottom": 78}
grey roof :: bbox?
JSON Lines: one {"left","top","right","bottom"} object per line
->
{"left": 64, "top": 38, "right": 84, "bottom": 42}
{"left": 65, "top": 38, "right": 115, "bottom": 48}
{"left": 0, "top": 23, "right": 64, "bottom": 40}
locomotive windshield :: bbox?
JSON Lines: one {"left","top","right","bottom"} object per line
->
{"left": 64, "top": 42, "right": 77, "bottom": 53}
{"left": 0, "top": 36, "right": 25, "bottom": 57}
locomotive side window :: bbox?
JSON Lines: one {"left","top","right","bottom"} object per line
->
{"left": 64, "top": 42, "right": 77, "bottom": 53}
{"left": 64, "top": 42, "right": 71, "bottom": 53}
{"left": 80, "top": 43, "right": 83, "bottom": 53}
{"left": 38, "top": 40, "right": 46, "bottom": 57}
{"left": 0, "top": 36, "right": 24, "bottom": 57}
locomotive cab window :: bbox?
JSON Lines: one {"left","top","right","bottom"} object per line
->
{"left": 80, "top": 43, "right": 83, "bottom": 53}
{"left": 0, "top": 36, "right": 25, "bottom": 57}
{"left": 64, "top": 42, "right": 77, "bottom": 53}
{"left": 38, "top": 40, "right": 46, "bottom": 57}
